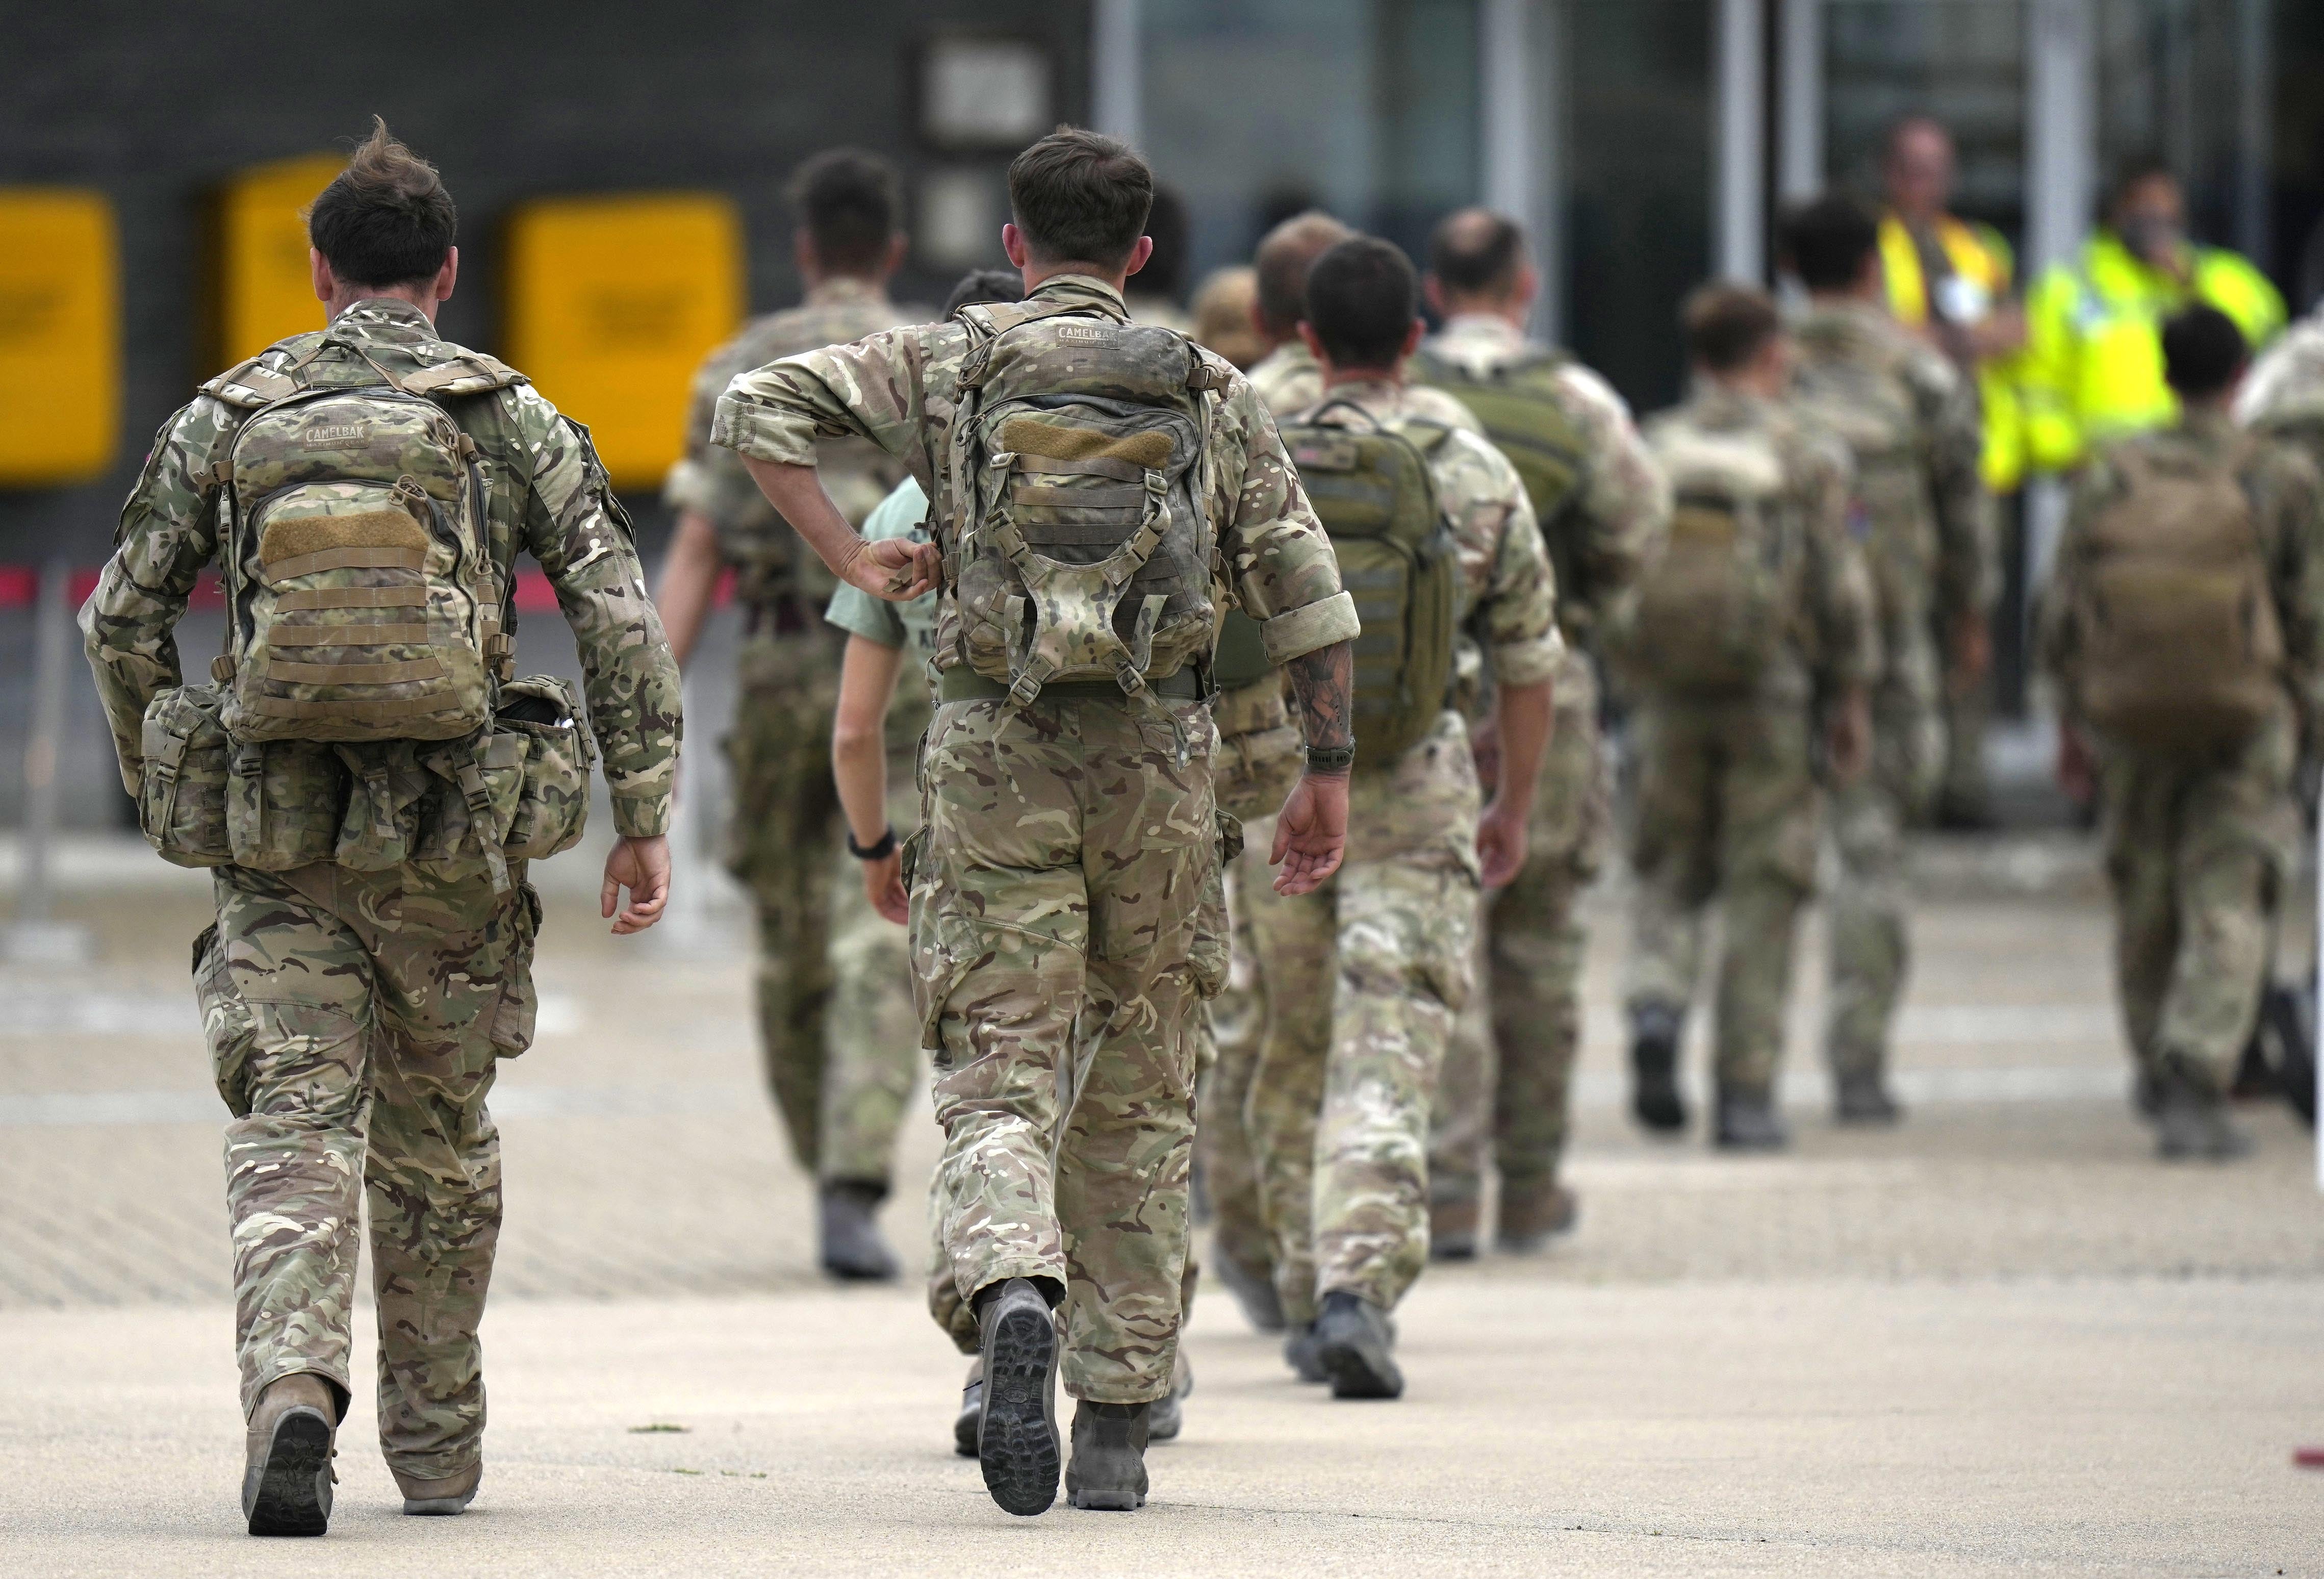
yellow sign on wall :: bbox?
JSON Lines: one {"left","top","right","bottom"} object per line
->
{"left": 504, "top": 194, "right": 743, "bottom": 490}
{"left": 215, "top": 152, "right": 344, "bottom": 367}
{"left": 0, "top": 190, "right": 119, "bottom": 486}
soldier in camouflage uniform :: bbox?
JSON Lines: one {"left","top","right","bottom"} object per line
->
{"left": 1782, "top": 196, "right": 1996, "bottom": 1122}
{"left": 1617, "top": 285, "right": 1879, "bottom": 1150}
{"left": 1412, "top": 209, "right": 1670, "bottom": 1256}
{"left": 2240, "top": 298, "right": 2324, "bottom": 477}
{"left": 80, "top": 125, "right": 680, "bottom": 1535}
{"left": 656, "top": 150, "right": 931, "bottom": 1280}
{"left": 1240, "top": 238, "right": 1559, "bottom": 1399}
{"left": 2044, "top": 305, "right": 2324, "bottom": 1159}
{"left": 713, "top": 130, "right": 1357, "bottom": 1516}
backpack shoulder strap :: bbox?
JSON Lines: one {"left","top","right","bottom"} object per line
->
{"left": 200, "top": 354, "right": 302, "bottom": 410}
{"left": 401, "top": 352, "right": 530, "bottom": 397}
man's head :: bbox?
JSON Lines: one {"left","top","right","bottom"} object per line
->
{"left": 1002, "top": 126, "right": 1155, "bottom": 286}
{"left": 1191, "top": 265, "right": 1266, "bottom": 369}
{"left": 305, "top": 118, "right": 458, "bottom": 318}
{"left": 1780, "top": 193, "right": 1882, "bottom": 298}
{"left": 1423, "top": 207, "right": 1535, "bottom": 322}
{"left": 943, "top": 266, "right": 1025, "bottom": 319}
{"left": 789, "top": 148, "right": 905, "bottom": 285}
{"left": 2107, "top": 161, "right": 2187, "bottom": 268}
{"left": 2161, "top": 303, "right": 2250, "bottom": 405}
{"left": 1683, "top": 282, "right": 1789, "bottom": 394}
{"left": 1298, "top": 236, "right": 1422, "bottom": 380}
{"left": 1882, "top": 115, "right": 1956, "bottom": 222}
{"left": 1253, "top": 210, "right": 1353, "bottom": 347}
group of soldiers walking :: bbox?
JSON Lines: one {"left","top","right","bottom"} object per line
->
{"left": 78, "top": 114, "right": 2324, "bottom": 1536}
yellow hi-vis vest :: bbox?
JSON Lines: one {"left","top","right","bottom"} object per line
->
{"left": 1880, "top": 212, "right": 2026, "bottom": 493}
{"left": 2022, "top": 232, "right": 2286, "bottom": 474}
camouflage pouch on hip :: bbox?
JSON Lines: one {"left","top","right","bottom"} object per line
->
{"left": 493, "top": 675, "right": 594, "bottom": 861}
{"left": 138, "top": 685, "right": 234, "bottom": 868}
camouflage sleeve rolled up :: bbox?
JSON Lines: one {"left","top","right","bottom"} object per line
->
{"left": 80, "top": 399, "right": 239, "bottom": 793}
{"left": 709, "top": 326, "right": 940, "bottom": 487}
{"left": 1797, "top": 432, "right": 1880, "bottom": 694}
{"left": 1555, "top": 364, "right": 1669, "bottom": 636}
{"left": 664, "top": 340, "right": 781, "bottom": 541}
{"left": 1911, "top": 349, "right": 2000, "bottom": 623}
{"left": 510, "top": 387, "right": 683, "bottom": 837}
{"left": 1211, "top": 374, "right": 1358, "bottom": 665}
{"left": 1439, "top": 429, "right": 1561, "bottom": 686}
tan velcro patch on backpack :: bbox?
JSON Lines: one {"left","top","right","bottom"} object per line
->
{"left": 1000, "top": 419, "right": 1172, "bottom": 470}
{"left": 259, "top": 511, "right": 430, "bottom": 566}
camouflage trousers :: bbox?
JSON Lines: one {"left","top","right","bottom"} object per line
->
{"left": 1242, "top": 726, "right": 1480, "bottom": 1324}
{"left": 2099, "top": 711, "right": 2299, "bottom": 1091}
{"left": 727, "top": 630, "right": 908, "bottom": 1186}
{"left": 197, "top": 859, "right": 538, "bottom": 1482}
{"left": 1624, "top": 695, "right": 1821, "bottom": 1094}
{"left": 1825, "top": 669, "right": 1944, "bottom": 1081}
{"left": 911, "top": 694, "right": 1228, "bottom": 1404}
{"left": 1433, "top": 667, "right": 1607, "bottom": 1212}
{"left": 1195, "top": 814, "right": 1278, "bottom": 1293}
{"left": 824, "top": 771, "right": 925, "bottom": 1189}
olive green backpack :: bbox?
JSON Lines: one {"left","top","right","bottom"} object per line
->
{"left": 1410, "top": 343, "right": 1591, "bottom": 598}
{"left": 1276, "top": 404, "right": 1458, "bottom": 768}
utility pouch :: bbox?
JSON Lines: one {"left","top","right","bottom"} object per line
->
{"left": 224, "top": 738, "right": 341, "bottom": 871}
{"left": 494, "top": 675, "right": 594, "bottom": 861}
{"left": 138, "top": 685, "right": 234, "bottom": 868}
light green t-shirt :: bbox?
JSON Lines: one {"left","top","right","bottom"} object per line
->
{"left": 824, "top": 476, "right": 938, "bottom": 661}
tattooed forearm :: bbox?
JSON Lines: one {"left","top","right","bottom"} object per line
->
{"left": 1286, "top": 639, "right": 1354, "bottom": 755}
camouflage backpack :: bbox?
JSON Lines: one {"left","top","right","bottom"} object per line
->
{"left": 1276, "top": 403, "right": 1458, "bottom": 767}
{"left": 1410, "top": 344, "right": 1591, "bottom": 596}
{"left": 200, "top": 333, "right": 518, "bottom": 745}
{"left": 2073, "top": 435, "right": 2282, "bottom": 752}
{"left": 938, "top": 299, "right": 1230, "bottom": 704}
{"left": 1629, "top": 411, "right": 1804, "bottom": 695}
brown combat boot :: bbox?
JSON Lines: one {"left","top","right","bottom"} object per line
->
{"left": 242, "top": 1373, "right": 337, "bottom": 1537}
{"left": 1495, "top": 1181, "right": 1578, "bottom": 1253}
{"left": 394, "top": 1458, "right": 482, "bottom": 1516}
{"left": 1428, "top": 1198, "right": 1482, "bottom": 1262}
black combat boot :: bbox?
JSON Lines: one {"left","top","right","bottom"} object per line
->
{"left": 1211, "top": 1246, "right": 1286, "bottom": 1333}
{"left": 1834, "top": 1071, "right": 1902, "bottom": 1125}
{"left": 1313, "top": 1290, "right": 1403, "bottom": 1399}
{"left": 953, "top": 1357, "right": 983, "bottom": 1458}
{"left": 1715, "top": 1087, "right": 1790, "bottom": 1151}
{"left": 1629, "top": 1002, "right": 1688, "bottom": 1133}
{"left": 1145, "top": 1357, "right": 1193, "bottom": 1442}
{"left": 1065, "top": 1400, "right": 1151, "bottom": 1511}
{"left": 1283, "top": 1320, "right": 1328, "bottom": 1383}
{"left": 973, "top": 1277, "right": 1062, "bottom": 1516}
{"left": 818, "top": 1180, "right": 899, "bottom": 1281}
{"left": 242, "top": 1373, "right": 338, "bottom": 1537}
{"left": 2154, "top": 1064, "right": 2254, "bottom": 1162}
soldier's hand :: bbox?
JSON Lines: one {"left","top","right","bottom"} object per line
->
{"left": 1468, "top": 718, "right": 1503, "bottom": 797}
{"left": 1475, "top": 797, "right": 1530, "bottom": 889}
{"left": 602, "top": 835, "right": 672, "bottom": 935}
{"left": 2057, "top": 722, "right": 2095, "bottom": 806}
{"left": 864, "top": 849, "right": 909, "bottom": 925}
{"left": 1271, "top": 772, "right": 1349, "bottom": 895}
{"left": 842, "top": 534, "right": 940, "bottom": 603}
{"left": 1951, "top": 610, "right": 1993, "bottom": 690}
{"left": 1825, "top": 689, "right": 1872, "bottom": 785}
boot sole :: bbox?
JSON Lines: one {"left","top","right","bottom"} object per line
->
{"left": 1319, "top": 1334, "right": 1403, "bottom": 1400}
{"left": 1070, "top": 1488, "right": 1146, "bottom": 1510}
{"left": 244, "top": 1408, "right": 333, "bottom": 1537}
{"left": 978, "top": 1300, "right": 1060, "bottom": 1516}
{"left": 1632, "top": 1093, "right": 1687, "bottom": 1132}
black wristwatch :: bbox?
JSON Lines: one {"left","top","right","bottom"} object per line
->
{"left": 847, "top": 826, "right": 900, "bottom": 861}
{"left": 1305, "top": 744, "right": 1357, "bottom": 774}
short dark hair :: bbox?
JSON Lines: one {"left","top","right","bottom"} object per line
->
{"left": 1304, "top": 237, "right": 1418, "bottom": 370}
{"left": 1253, "top": 210, "right": 1352, "bottom": 337}
{"left": 1138, "top": 184, "right": 1190, "bottom": 300}
{"left": 788, "top": 148, "right": 900, "bottom": 275}
{"left": 1006, "top": 126, "right": 1153, "bottom": 269}
{"left": 2161, "top": 304, "right": 2250, "bottom": 398}
{"left": 943, "top": 267, "right": 1024, "bottom": 319}
{"left": 305, "top": 118, "right": 456, "bottom": 290}
{"left": 1428, "top": 208, "right": 1525, "bottom": 298}
{"left": 1683, "top": 283, "right": 1783, "bottom": 372}
{"left": 1780, "top": 194, "right": 1881, "bottom": 293}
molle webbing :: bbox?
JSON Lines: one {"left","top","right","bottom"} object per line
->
{"left": 245, "top": 693, "right": 466, "bottom": 722}
{"left": 1000, "top": 418, "right": 1172, "bottom": 470}
{"left": 274, "top": 585, "right": 428, "bottom": 610}
{"left": 264, "top": 546, "right": 428, "bottom": 584}
{"left": 262, "top": 655, "right": 446, "bottom": 684}
{"left": 264, "top": 624, "right": 430, "bottom": 647}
